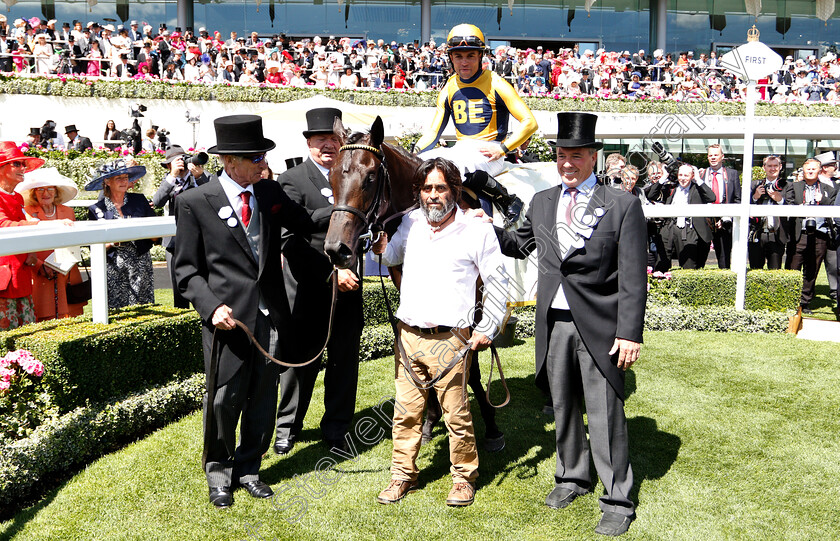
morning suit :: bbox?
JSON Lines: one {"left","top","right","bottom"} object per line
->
{"left": 173, "top": 174, "right": 320, "bottom": 488}
{"left": 67, "top": 135, "right": 93, "bottom": 152}
{"left": 275, "top": 158, "right": 364, "bottom": 442}
{"left": 659, "top": 181, "right": 716, "bottom": 269}
{"left": 496, "top": 179, "right": 647, "bottom": 516}
{"left": 784, "top": 179, "right": 836, "bottom": 306}
{"left": 699, "top": 166, "right": 741, "bottom": 268}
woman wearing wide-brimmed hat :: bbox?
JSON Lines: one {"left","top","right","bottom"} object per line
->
{"left": 0, "top": 142, "right": 45, "bottom": 329}
{"left": 86, "top": 159, "right": 156, "bottom": 309}
{"left": 17, "top": 168, "right": 87, "bottom": 321}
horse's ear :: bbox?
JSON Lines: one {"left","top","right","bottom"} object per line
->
{"left": 333, "top": 117, "right": 348, "bottom": 145}
{"left": 370, "top": 116, "right": 384, "bottom": 147}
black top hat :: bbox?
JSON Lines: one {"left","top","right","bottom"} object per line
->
{"left": 64, "top": 124, "right": 78, "bottom": 134}
{"left": 549, "top": 112, "right": 603, "bottom": 150}
{"left": 160, "top": 145, "right": 187, "bottom": 166}
{"left": 303, "top": 108, "right": 342, "bottom": 138}
{"left": 29, "top": 127, "right": 41, "bottom": 137}
{"left": 207, "top": 115, "right": 275, "bottom": 155}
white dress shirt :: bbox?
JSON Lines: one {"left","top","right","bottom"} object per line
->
{"left": 218, "top": 170, "right": 256, "bottom": 231}
{"left": 380, "top": 207, "right": 509, "bottom": 337}
{"left": 551, "top": 174, "right": 597, "bottom": 310}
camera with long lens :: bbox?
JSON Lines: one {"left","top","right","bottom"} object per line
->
{"left": 804, "top": 217, "right": 817, "bottom": 235}
{"left": 157, "top": 128, "right": 170, "bottom": 149}
{"left": 764, "top": 176, "right": 787, "bottom": 193}
{"left": 184, "top": 152, "right": 209, "bottom": 166}
{"left": 40, "top": 120, "right": 57, "bottom": 143}
{"left": 129, "top": 103, "right": 147, "bottom": 118}
{"left": 649, "top": 141, "right": 681, "bottom": 187}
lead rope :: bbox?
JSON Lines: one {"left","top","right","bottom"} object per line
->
{"left": 203, "top": 271, "right": 339, "bottom": 468}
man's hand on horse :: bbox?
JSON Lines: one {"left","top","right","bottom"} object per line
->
{"left": 212, "top": 304, "right": 236, "bottom": 331}
{"left": 479, "top": 145, "right": 505, "bottom": 162}
{"left": 468, "top": 331, "right": 492, "bottom": 351}
{"left": 337, "top": 268, "right": 360, "bottom": 292}
{"left": 371, "top": 231, "right": 388, "bottom": 255}
{"left": 464, "top": 208, "right": 493, "bottom": 223}
{"left": 609, "top": 338, "right": 641, "bottom": 371}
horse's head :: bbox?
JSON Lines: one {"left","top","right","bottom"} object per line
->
{"left": 325, "top": 115, "right": 386, "bottom": 269}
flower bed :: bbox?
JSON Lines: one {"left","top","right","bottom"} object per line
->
{"left": 2, "top": 73, "right": 839, "bottom": 118}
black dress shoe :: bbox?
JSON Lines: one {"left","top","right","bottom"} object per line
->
{"left": 240, "top": 480, "right": 273, "bottom": 499}
{"left": 801, "top": 305, "right": 813, "bottom": 315}
{"left": 326, "top": 437, "right": 349, "bottom": 453}
{"left": 545, "top": 486, "right": 585, "bottom": 509}
{"left": 209, "top": 486, "right": 233, "bottom": 508}
{"left": 594, "top": 511, "right": 634, "bottom": 536}
{"left": 274, "top": 437, "right": 295, "bottom": 455}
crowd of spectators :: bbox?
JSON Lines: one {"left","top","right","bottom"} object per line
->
{"left": 2, "top": 15, "right": 840, "bottom": 103}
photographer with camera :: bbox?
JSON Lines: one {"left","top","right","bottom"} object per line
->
{"left": 38, "top": 120, "right": 64, "bottom": 150}
{"left": 603, "top": 153, "right": 626, "bottom": 186}
{"left": 642, "top": 161, "right": 671, "bottom": 271}
{"left": 748, "top": 155, "right": 788, "bottom": 270}
{"left": 785, "top": 158, "right": 836, "bottom": 314}
{"left": 153, "top": 145, "right": 209, "bottom": 309}
{"left": 660, "top": 163, "right": 716, "bottom": 269}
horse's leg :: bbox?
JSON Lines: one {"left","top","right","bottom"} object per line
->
{"left": 421, "top": 393, "right": 443, "bottom": 444}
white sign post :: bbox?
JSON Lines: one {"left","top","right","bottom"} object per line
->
{"left": 719, "top": 27, "right": 783, "bottom": 311}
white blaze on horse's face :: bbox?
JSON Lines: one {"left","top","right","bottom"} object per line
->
{"left": 308, "top": 134, "right": 341, "bottom": 169}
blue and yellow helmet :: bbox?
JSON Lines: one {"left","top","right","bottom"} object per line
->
{"left": 446, "top": 24, "right": 488, "bottom": 53}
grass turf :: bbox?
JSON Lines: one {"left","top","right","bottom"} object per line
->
{"left": 2, "top": 331, "right": 839, "bottom": 540}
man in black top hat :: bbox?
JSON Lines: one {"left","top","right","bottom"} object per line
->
{"left": 495, "top": 112, "right": 646, "bottom": 537}
{"left": 64, "top": 124, "right": 92, "bottom": 152}
{"left": 173, "top": 114, "right": 324, "bottom": 508}
{"left": 273, "top": 107, "right": 364, "bottom": 455}
{"left": 154, "top": 145, "right": 209, "bottom": 308}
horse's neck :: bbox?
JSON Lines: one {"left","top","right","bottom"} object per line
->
{"left": 382, "top": 143, "right": 420, "bottom": 213}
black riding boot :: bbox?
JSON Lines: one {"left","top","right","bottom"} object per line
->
{"left": 463, "top": 170, "right": 523, "bottom": 226}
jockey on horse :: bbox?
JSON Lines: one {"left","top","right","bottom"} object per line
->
{"left": 415, "top": 23, "right": 538, "bottom": 226}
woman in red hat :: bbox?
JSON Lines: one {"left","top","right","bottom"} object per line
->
{"left": 0, "top": 142, "right": 45, "bottom": 329}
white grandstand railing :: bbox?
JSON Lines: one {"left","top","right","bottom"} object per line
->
{"left": 0, "top": 217, "right": 174, "bottom": 324}
{"left": 0, "top": 204, "right": 838, "bottom": 324}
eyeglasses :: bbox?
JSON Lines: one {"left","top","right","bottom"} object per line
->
{"left": 34, "top": 187, "right": 57, "bottom": 193}
{"left": 7, "top": 161, "right": 27, "bottom": 169}
{"left": 243, "top": 154, "right": 266, "bottom": 164}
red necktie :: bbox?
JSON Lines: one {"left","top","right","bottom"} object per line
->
{"left": 711, "top": 171, "right": 721, "bottom": 203}
{"left": 240, "top": 191, "right": 251, "bottom": 228}
{"left": 565, "top": 187, "right": 578, "bottom": 225}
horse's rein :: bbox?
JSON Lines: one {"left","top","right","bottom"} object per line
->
{"left": 203, "top": 271, "right": 339, "bottom": 467}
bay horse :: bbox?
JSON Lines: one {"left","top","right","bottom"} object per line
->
{"left": 324, "top": 115, "right": 506, "bottom": 448}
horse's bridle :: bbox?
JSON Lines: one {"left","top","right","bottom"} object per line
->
{"left": 331, "top": 143, "right": 390, "bottom": 251}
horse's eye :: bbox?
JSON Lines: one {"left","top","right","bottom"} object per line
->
{"left": 364, "top": 172, "right": 376, "bottom": 187}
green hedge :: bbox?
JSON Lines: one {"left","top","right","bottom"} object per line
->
{"left": 644, "top": 304, "right": 791, "bottom": 333}
{"left": 0, "top": 373, "right": 203, "bottom": 513}
{"left": 649, "top": 269, "right": 801, "bottom": 311}
{"left": 21, "top": 147, "right": 222, "bottom": 201}
{"left": 0, "top": 305, "right": 202, "bottom": 413}
{"left": 3, "top": 74, "right": 840, "bottom": 118}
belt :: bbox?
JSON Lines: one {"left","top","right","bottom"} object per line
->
{"left": 407, "top": 324, "right": 454, "bottom": 335}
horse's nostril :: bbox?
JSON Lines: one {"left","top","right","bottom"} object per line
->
{"left": 326, "top": 242, "right": 354, "bottom": 268}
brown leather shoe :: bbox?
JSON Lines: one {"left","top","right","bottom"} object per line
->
{"left": 376, "top": 479, "right": 418, "bottom": 504}
{"left": 446, "top": 482, "right": 475, "bottom": 506}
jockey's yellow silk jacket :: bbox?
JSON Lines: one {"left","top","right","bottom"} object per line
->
{"left": 415, "top": 69, "right": 538, "bottom": 154}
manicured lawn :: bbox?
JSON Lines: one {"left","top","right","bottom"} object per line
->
{"left": 2, "top": 331, "right": 839, "bottom": 540}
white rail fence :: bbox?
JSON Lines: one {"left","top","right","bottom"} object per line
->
{"left": 0, "top": 204, "right": 839, "bottom": 323}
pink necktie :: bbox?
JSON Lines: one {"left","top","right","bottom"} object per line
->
{"left": 565, "top": 188, "right": 578, "bottom": 225}
{"left": 711, "top": 171, "right": 721, "bottom": 203}
{"left": 240, "top": 191, "right": 251, "bottom": 228}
